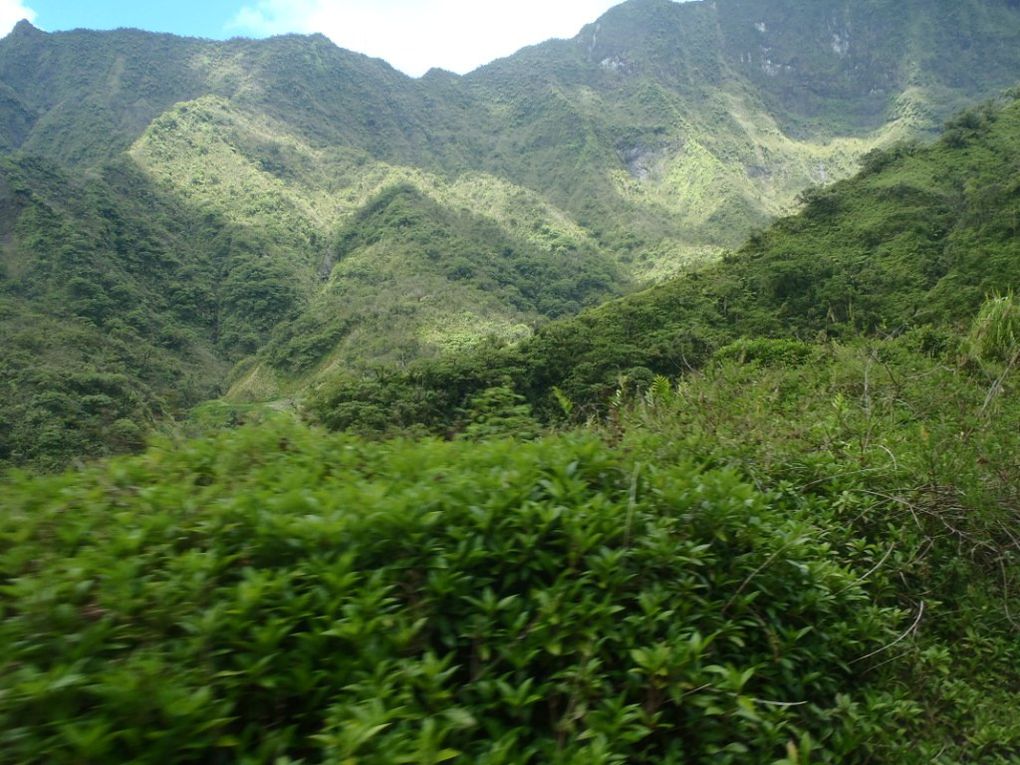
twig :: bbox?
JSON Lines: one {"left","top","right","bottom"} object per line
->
{"left": 876, "top": 444, "right": 899, "bottom": 472}
{"left": 624, "top": 462, "right": 641, "bottom": 548}
{"left": 851, "top": 601, "right": 925, "bottom": 665}
{"left": 997, "top": 520, "right": 1020, "bottom": 555}
{"left": 748, "top": 696, "right": 809, "bottom": 708}
{"left": 855, "top": 489, "right": 924, "bottom": 531}
{"left": 834, "top": 543, "right": 896, "bottom": 596}
{"left": 723, "top": 538, "right": 803, "bottom": 613}
{"left": 862, "top": 647, "right": 914, "bottom": 675}
{"left": 904, "top": 536, "right": 936, "bottom": 569}
{"left": 999, "top": 557, "right": 1019, "bottom": 632}
{"left": 796, "top": 466, "right": 888, "bottom": 492}
{"left": 980, "top": 349, "right": 1019, "bottom": 414}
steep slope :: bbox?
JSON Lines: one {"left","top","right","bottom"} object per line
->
{"left": 0, "top": 125, "right": 622, "bottom": 467}
{"left": 0, "top": 21, "right": 445, "bottom": 169}
{"left": 231, "top": 184, "right": 620, "bottom": 400}
{"left": 2, "top": 0, "right": 1020, "bottom": 466}
{"left": 0, "top": 155, "right": 292, "bottom": 468}
{"left": 458, "top": 0, "right": 1020, "bottom": 270}
{"left": 125, "top": 95, "right": 623, "bottom": 397}
{"left": 312, "top": 92, "right": 1020, "bottom": 433}
{"left": 122, "top": 0, "right": 1020, "bottom": 401}
{"left": 0, "top": 131, "right": 440, "bottom": 467}
{"left": 3, "top": 0, "right": 1020, "bottom": 273}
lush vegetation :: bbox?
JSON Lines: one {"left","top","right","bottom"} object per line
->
{"left": 255, "top": 183, "right": 621, "bottom": 378}
{"left": 0, "top": 152, "right": 319, "bottom": 469}
{"left": 0, "top": 157, "right": 226, "bottom": 469}
{"left": 3, "top": 307, "right": 1018, "bottom": 761}
{"left": 312, "top": 92, "right": 1020, "bottom": 434}
{"left": 4, "top": 0, "right": 1020, "bottom": 466}
{"left": 1, "top": 4, "right": 1019, "bottom": 761}
{"left": 2, "top": 97, "right": 1019, "bottom": 762}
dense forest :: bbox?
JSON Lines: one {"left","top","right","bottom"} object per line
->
{"left": 1, "top": 0, "right": 1019, "bottom": 762}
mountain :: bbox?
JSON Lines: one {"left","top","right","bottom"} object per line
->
{"left": 6, "top": 0, "right": 1020, "bottom": 254}
{"left": 462, "top": 0, "right": 1020, "bottom": 257}
{"left": 0, "top": 156, "right": 232, "bottom": 467}
{"left": 2, "top": 0, "right": 1020, "bottom": 467}
{"left": 3, "top": 5, "right": 1020, "bottom": 759}
{"left": 311, "top": 91, "right": 1020, "bottom": 433}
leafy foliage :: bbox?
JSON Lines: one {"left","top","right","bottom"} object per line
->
{"left": 0, "top": 422, "right": 918, "bottom": 763}
{"left": 458, "top": 385, "right": 541, "bottom": 441}
{"left": 614, "top": 334, "right": 1020, "bottom": 762}
{"left": 4, "top": 321, "right": 1018, "bottom": 761}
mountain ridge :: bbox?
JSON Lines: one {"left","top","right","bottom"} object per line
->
{"left": 3, "top": 0, "right": 1020, "bottom": 466}
{"left": 310, "top": 91, "right": 1020, "bottom": 434}
{"left": 2, "top": 6, "right": 1020, "bottom": 760}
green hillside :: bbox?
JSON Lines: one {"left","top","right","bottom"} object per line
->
{"left": 251, "top": 185, "right": 619, "bottom": 379}
{"left": 2, "top": 6, "right": 1020, "bottom": 760}
{"left": 2, "top": 0, "right": 1020, "bottom": 469}
{"left": 312, "top": 93, "right": 1020, "bottom": 433}
{"left": 460, "top": 0, "right": 1020, "bottom": 267}
{"left": 0, "top": 156, "right": 233, "bottom": 468}
{"left": 6, "top": 0, "right": 1020, "bottom": 274}
{"left": 3, "top": 300, "right": 1018, "bottom": 761}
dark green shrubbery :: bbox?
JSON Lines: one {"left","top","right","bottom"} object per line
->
{"left": 2, "top": 422, "right": 909, "bottom": 764}
{"left": 712, "top": 338, "right": 817, "bottom": 366}
{"left": 616, "top": 332, "right": 1020, "bottom": 763}
{"left": 6, "top": 319, "right": 1019, "bottom": 762}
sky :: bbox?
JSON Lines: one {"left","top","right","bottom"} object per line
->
{"left": 0, "top": 0, "right": 645, "bottom": 76}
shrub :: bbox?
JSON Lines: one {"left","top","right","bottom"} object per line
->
{"left": 1, "top": 422, "right": 903, "bottom": 763}
{"left": 967, "top": 293, "right": 1019, "bottom": 365}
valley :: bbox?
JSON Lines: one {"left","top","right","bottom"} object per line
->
{"left": 1, "top": 1, "right": 1019, "bottom": 761}
{"left": 4, "top": 0, "right": 1020, "bottom": 465}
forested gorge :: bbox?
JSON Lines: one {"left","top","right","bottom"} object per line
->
{"left": 4, "top": 0, "right": 1020, "bottom": 467}
{"left": 312, "top": 95, "right": 1020, "bottom": 435}
{"left": 1, "top": 1, "right": 1019, "bottom": 762}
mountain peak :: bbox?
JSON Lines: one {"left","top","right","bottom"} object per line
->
{"left": 594, "top": 0, "right": 686, "bottom": 23}
{"left": 9, "top": 19, "right": 41, "bottom": 37}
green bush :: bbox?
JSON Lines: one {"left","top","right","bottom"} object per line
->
{"left": 713, "top": 338, "right": 818, "bottom": 366}
{"left": 2, "top": 422, "right": 907, "bottom": 763}
{"left": 967, "top": 293, "right": 1019, "bottom": 365}
{"left": 616, "top": 338, "right": 1020, "bottom": 762}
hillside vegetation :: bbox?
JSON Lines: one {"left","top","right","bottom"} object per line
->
{"left": 312, "top": 92, "right": 1020, "bottom": 433}
{"left": 3, "top": 302, "right": 1018, "bottom": 761}
{"left": 4, "top": 0, "right": 1020, "bottom": 465}
{"left": 0, "top": 157, "right": 233, "bottom": 468}
{"left": 1, "top": 6, "right": 1019, "bottom": 760}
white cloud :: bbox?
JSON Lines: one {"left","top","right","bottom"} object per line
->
{"left": 229, "top": 0, "right": 625, "bottom": 76}
{"left": 0, "top": 0, "right": 36, "bottom": 36}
